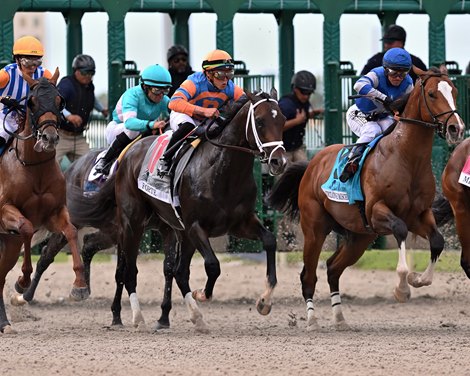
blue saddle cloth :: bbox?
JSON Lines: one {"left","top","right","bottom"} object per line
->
{"left": 321, "top": 135, "right": 383, "bottom": 205}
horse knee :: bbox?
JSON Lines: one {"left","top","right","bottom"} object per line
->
{"left": 391, "top": 220, "right": 408, "bottom": 245}
{"left": 205, "top": 260, "right": 221, "bottom": 280}
{"left": 460, "top": 258, "right": 470, "bottom": 279}
{"left": 429, "top": 230, "right": 444, "bottom": 261}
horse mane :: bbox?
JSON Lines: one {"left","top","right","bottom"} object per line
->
{"left": 222, "top": 91, "right": 272, "bottom": 124}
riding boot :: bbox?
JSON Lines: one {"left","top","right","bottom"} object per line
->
{"left": 158, "top": 122, "right": 195, "bottom": 176}
{"left": 339, "top": 144, "right": 367, "bottom": 183}
{"left": 95, "top": 132, "right": 133, "bottom": 175}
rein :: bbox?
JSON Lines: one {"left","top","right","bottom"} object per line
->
{"left": 394, "top": 73, "right": 459, "bottom": 139}
{"left": 205, "top": 97, "right": 285, "bottom": 164}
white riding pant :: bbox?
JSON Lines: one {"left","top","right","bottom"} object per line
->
{"left": 346, "top": 104, "right": 395, "bottom": 144}
{"left": 169, "top": 111, "right": 202, "bottom": 131}
{"left": 105, "top": 120, "right": 140, "bottom": 145}
{"left": 0, "top": 113, "right": 20, "bottom": 141}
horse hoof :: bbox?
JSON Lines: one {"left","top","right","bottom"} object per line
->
{"left": 154, "top": 321, "right": 170, "bottom": 331}
{"left": 111, "top": 319, "right": 123, "bottom": 326}
{"left": 10, "top": 294, "right": 27, "bottom": 306}
{"left": 192, "top": 289, "right": 209, "bottom": 302}
{"left": 1, "top": 325, "right": 17, "bottom": 335}
{"left": 334, "top": 320, "right": 351, "bottom": 331}
{"left": 256, "top": 297, "right": 272, "bottom": 315}
{"left": 14, "top": 280, "right": 26, "bottom": 294}
{"left": 407, "top": 272, "right": 431, "bottom": 288}
{"left": 194, "top": 320, "right": 210, "bottom": 334}
{"left": 69, "top": 286, "right": 90, "bottom": 301}
{"left": 393, "top": 287, "right": 411, "bottom": 303}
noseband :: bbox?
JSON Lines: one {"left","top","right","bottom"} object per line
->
{"left": 395, "top": 73, "right": 459, "bottom": 139}
{"left": 206, "top": 97, "right": 285, "bottom": 164}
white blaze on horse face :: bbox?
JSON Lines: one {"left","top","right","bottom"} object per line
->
{"left": 271, "top": 109, "right": 277, "bottom": 118}
{"left": 438, "top": 81, "right": 465, "bottom": 130}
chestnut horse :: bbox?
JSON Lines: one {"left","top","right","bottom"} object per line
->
{"left": 67, "top": 90, "right": 287, "bottom": 332}
{"left": 268, "top": 67, "right": 465, "bottom": 330}
{"left": 21, "top": 149, "right": 178, "bottom": 330}
{"left": 433, "top": 137, "right": 470, "bottom": 278}
{"left": 0, "top": 71, "right": 88, "bottom": 333}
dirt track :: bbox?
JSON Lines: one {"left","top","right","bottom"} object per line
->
{"left": 1, "top": 254, "right": 470, "bottom": 376}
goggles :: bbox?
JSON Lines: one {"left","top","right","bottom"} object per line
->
{"left": 19, "top": 57, "right": 42, "bottom": 68}
{"left": 79, "top": 69, "right": 95, "bottom": 77}
{"left": 298, "top": 88, "right": 313, "bottom": 96}
{"left": 211, "top": 69, "right": 235, "bottom": 80}
{"left": 384, "top": 67, "right": 409, "bottom": 79}
{"left": 148, "top": 86, "right": 171, "bottom": 96}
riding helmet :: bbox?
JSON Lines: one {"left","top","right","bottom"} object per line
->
{"left": 13, "top": 36, "right": 44, "bottom": 57}
{"left": 291, "top": 70, "right": 316, "bottom": 92}
{"left": 382, "top": 48, "right": 412, "bottom": 70}
{"left": 167, "top": 45, "right": 189, "bottom": 62}
{"left": 202, "top": 49, "right": 234, "bottom": 70}
{"left": 72, "top": 54, "right": 96, "bottom": 72}
{"left": 140, "top": 64, "right": 172, "bottom": 87}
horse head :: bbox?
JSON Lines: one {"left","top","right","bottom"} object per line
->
{"left": 22, "top": 68, "right": 64, "bottom": 152}
{"left": 238, "top": 89, "right": 287, "bottom": 176}
{"left": 408, "top": 66, "right": 465, "bottom": 145}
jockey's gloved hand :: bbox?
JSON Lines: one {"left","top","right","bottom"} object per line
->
{"left": 381, "top": 96, "right": 393, "bottom": 110}
{"left": 0, "top": 96, "right": 21, "bottom": 110}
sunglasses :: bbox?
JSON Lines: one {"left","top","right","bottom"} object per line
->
{"left": 149, "top": 86, "right": 170, "bottom": 95}
{"left": 172, "top": 57, "right": 187, "bottom": 64}
{"left": 19, "top": 57, "right": 42, "bottom": 68}
{"left": 212, "top": 70, "right": 235, "bottom": 80}
{"left": 384, "top": 67, "right": 409, "bottom": 79}
{"left": 298, "top": 88, "right": 313, "bottom": 96}
{"left": 79, "top": 69, "right": 95, "bottom": 77}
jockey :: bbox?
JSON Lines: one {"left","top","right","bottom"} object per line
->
{"left": 0, "top": 36, "right": 52, "bottom": 148}
{"left": 94, "top": 64, "right": 172, "bottom": 175}
{"left": 157, "top": 49, "right": 245, "bottom": 176}
{"left": 339, "top": 47, "right": 414, "bottom": 182}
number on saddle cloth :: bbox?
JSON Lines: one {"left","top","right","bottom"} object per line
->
{"left": 320, "top": 135, "right": 385, "bottom": 204}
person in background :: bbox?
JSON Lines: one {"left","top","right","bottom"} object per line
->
{"left": 94, "top": 64, "right": 172, "bottom": 176}
{"left": 56, "top": 54, "right": 108, "bottom": 166}
{"left": 361, "top": 24, "right": 427, "bottom": 83}
{"left": 279, "top": 70, "right": 323, "bottom": 164}
{"left": 157, "top": 49, "right": 245, "bottom": 176}
{"left": 339, "top": 47, "right": 414, "bottom": 183}
{"left": 167, "top": 45, "right": 194, "bottom": 98}
{"left": 0, "top": 35, "right": 52, "bottom": 148}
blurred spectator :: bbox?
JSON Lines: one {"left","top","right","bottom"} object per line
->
{"left": 56, "top": 54, "right": 108, "bottom": 166}
{"left": 361, "top": 24, "right": 427, "bottom": 82}
{"left": 167, "top": 45, "right": 194, "bottom": 97}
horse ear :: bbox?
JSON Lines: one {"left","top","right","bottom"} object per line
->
{"left": 50, "top": 67, "right": 60, "bottom": 86}
{"left": 22, "top": 72, "right": 38, "bottom": 87}
{"left": 270, "top": 87, "right": 278, "bottom": 101}
{"left": 412, "top": 65, "right": 426, "bottom": 77}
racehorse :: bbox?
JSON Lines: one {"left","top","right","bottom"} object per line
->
{"left": 432, "top": 137, "right": 470, "bottom": 278}
{"left": 20, "top": 149, "right": 178, "bottom": 330}
{"left": 267, "top": 67, "right": 465, "bottom": 330}
{"left": 67, "top": 90, "right": 287, "bottom": 332}
{"left": 0, "top": 71, "right": 88, "bottom": 333}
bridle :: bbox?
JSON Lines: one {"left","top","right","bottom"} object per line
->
{"left": 394, "top": 73, "right": 459, "bottom": 139}
{"left": 205, "top": 96, "right": 285, "bottom": 164}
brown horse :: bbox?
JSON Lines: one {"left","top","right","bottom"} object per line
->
{"left": 433, "top": 137, "right": 470, "bottom": 278}
{"left": 268, "top": 67, "right": 465, "bottom": 330}
{"left": 0, "top": 71, "right": 88, "bottom": 333}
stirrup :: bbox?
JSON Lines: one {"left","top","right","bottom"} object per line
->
{"left": 157, "top": 159, "right": 172, "bottom": 178}
{"left": 339, "top": 162, "right": 358, "bottom": 183}
{"left": 95, "top": 158, "right": 110, "bottom": 175}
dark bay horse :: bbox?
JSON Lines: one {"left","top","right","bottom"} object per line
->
{"left": 68, "top": 90, "right": 287, "bottom": 332}
{"left": 268, "top": 67, "right": 465, "bottom": 330}
{"left": 433, "top": 137, "right": 470, "bottom": 278}
{"left": 0, "top": 71, "right": 88, "bottom": 333}
{"left": 20, "top": 149, "right": 177, "bottom": 330}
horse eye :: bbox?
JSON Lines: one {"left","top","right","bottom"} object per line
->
{"left": 255, "top": 118, "right": 263, "bottom": 128}
{"left": 428, "top": 91, "right": 436, "bottom": 99}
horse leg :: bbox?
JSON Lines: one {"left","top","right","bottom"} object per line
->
{"left": 155, "top": 228, "right": 176, "bottom": 330}
{"left": 15, "top": 233, "right": 68, "bottom": 304}
{"left": 232, "top": 214, "right": 277, "bottom": 315}
{"left": 174, "top": 235, "right": 208, "bottom": 333}
{"left": 326, "top": 232, "right": 376, "bottom": 330}
{"left": 0, "top": 237, "right": 23, "bottom": 333}
{"left": 370, "top": 202, "right": 411, "bottom": 302}
{"left": 407, "top": 208, "right": 444, "bottom": 288}
{"left": 186, "top": 222, "right": 220, "bottom": 302}
{"left": 454, "top": 204, "right": 470, "bottom": 278}
{"left": 110, "top": 247, "right": 126, "bottom": 326}
{"left": 298, "top": 201, "right": 332, "bottom": 330}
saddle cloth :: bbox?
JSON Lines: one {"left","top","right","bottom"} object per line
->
{"left": 321, "top": 135, "right": 383, "bottom": 204}
{"left": 458, "top": 155, "right": 470, "bottom": 188}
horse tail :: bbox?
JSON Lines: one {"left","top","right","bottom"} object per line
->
{"left": 266, "top": 161, "right": 308, "bottom": 221}
{"left": 432, "top": 194, "right": 454, "bottom": 226}
{"left": 66, "top": 175, "right": 117, "bottom": 228}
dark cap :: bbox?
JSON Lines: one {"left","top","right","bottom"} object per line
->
{"left": 381, "top": 25, "right": 406, "bottom": 43}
